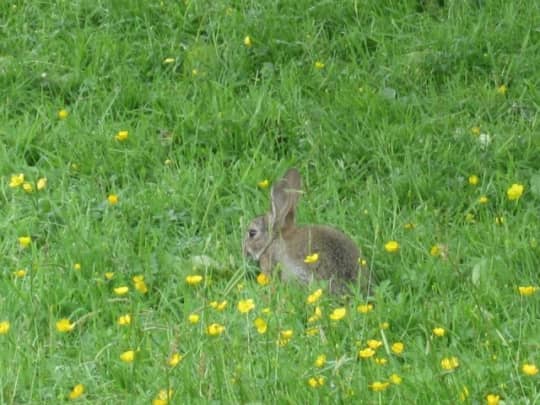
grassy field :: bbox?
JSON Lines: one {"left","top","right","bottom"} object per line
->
{"left": 1, "top": 0, "right": 539, "bottom": 403}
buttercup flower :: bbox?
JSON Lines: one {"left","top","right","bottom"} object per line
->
{"left": 391, "top": 342, "right": 404, "bottom": 354}
{"left": 0, "top": 321, "right": 10, "bottom": 335}
{"left": 307, "top": 376, "right": 325, "bottom": 388}
{"left": 13, "top": 269, "right": 27, "bottom": 278}
{"left": 307, "top": 306, "right": 322, "bottom": 323}
{"left": 471, "top": 126, "right": 481, "bottom": 135}
{"left": 369, "top": 381, "right": 390, "bottom": 392}
{"left": 186, "top": 275, "right": 203, "bottom": 285}
{"left": 22, "top": 182, "right": 33, "bottom": 193}
{"left": 104, "top": 272, "right": 114, "bottom": 280}
{"left": 163, "top": 57, "right": 175, "bottom": 64}
{"left": 518, "top": 286, "right": 538, "bottom": 296}
{"left": 315, "top": 354, "right": 326, "bottom": 368}
{"left": 68, "top": 383, "right": 85, "bottom": 400}
{"left": 115, "top": 130, "right": 129, "bottom": 141}
{"left": 209, "top": 300, "right": 227, "bottom": 311}
{"left": 389, "top": 373, "right": 402, "bottom": 384}
{"left": 522, "top": 363, "right": 538, "bottom": 376}
{"left": 9, "top": 173, "right": 24, "bottom": 188}
{"left": 358, "top": 348, "right": 375, "bottom": 359}
{"left": 496, "top": 84, "right": 507, "bottom": 95}
{"left": 18, "top": 236, "right": 32, "bottom": 248}
{"left": 384, "top": 240, "right": 399, "bottom": 253}
{"left": 256, "top": 272, "right": 270, "bottom": 286}
{"left": 56, "top": 318, "right": 75, "bottom": 333}
{"left": 357, "top": 303, "right": 373, "bottom": 314}
{"left": 367, "top": 339, "right": 383, "bottom": 350}
{"left": 486, "top": 394, "right": 500, "bottom": 405}
{"left": 430, "top": 244, "right": 441, "bottom": 257}
{"left": 374, "top": 357, "right": 388, "bottom": 365}
{"left": 107, "top": 194, "right": 119, "bottom": 205}
{"left": 379, "top": 322, "right": 390, "bottom": 329}
{"left": 73, "top": 263, "right": 81, "bottom": 271}
{"left": 314, "top": 61, "right": 325, "bottom": 69}
{"left": 468, "top": 175, "right": 479, "bottom": 186}
{"left": 120, "top": 350, "right": 136, "bottom": 363}
{"left": 58, "top": 109, "right": 69, "bottom": 120}
{"left": 133, "top": 275, "right": 148, "bottom": 294}
{"left": 304, "top": 253, "right": 319, "bottom": 264}
{"left": 440, "top": 356, "right": 459, "bottom": 371}
{"left": 243, "top": 35, "right": 253, "bottom": 47}
{"left": 329, "top": 307, "right": 346, "bottom": 321}
{"left": 307, "top": 288, "right": 323, "bottom": 304}
{"left": 237, "top": 298, "right": 255, "bottom": 314}
{"left": 479, "top": 195, "right": 489, "bottom": 204}
{"left": 35, "top": 177, "right": 46, "bottom": 190}
{"left": 207, "top": 323, "right": 225, "bottom": 336}
{"left": 114, "top": 286, "right": 129, "bottom": 296}
{"left": 507, "top": 183, "right": 524, "bottom": 201}
{"left": 188, "top": 313, "right": 200, "bottom": 324}
{"left": 152, "top": 389, "right": 173, "bottom": 405}
{"left": 257, "top": 179, "right": 269, "bottom": 189}
{"left": 117, "top": 314, "right": 131, "bottom": 326}
{"left": 433, "top": 327, "right": 446, "bottom": 337}
{"left": 168, "top": 353, "right": 183, "bottom": 367}
{"left": 254, "top": 318, "right": 267, "bottom": 334}
{"left": 403, "top": 222, "right": 416, "bottom": 230}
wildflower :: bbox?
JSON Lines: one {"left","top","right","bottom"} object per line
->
{"left": 186, "top": 275, "right": 203, "bottom": 285}
{"left": 359, "top": 258, "right": 368, "bottom": 267}
{"left": 56, "top": 318, "right": 75, "bottom": 333}
{"left": 133, "top": 275, "right": 148, "bottom": 294}
{"left": 188, "top": 313, "right": 200, "bottom": 324}
{"left": 460, "top": 386, "right": 469, "bottom": 401}
{"left": 507, "top": 183, "right": 524, "bottom": 201}
{"left": 257, "top": 179, "right": 269, "bottom": 189}
{"left": 168, "top": 353, "right": 183, "bottom": 367}
{"left": 308, "top": 376, "right": 325, "bottom": 388}
{"left": 486, "top": 394, "right": 500, "bottom": 405}
{"left": 73, "top": 263, "right": 81, "bottom": 271}
{"left": 305, "top": 327, "right": 320, "bottom": 336}
{"left": 117, "top": 314, "right": 131, "bottom": 326}
{"left": 522, "top": 363, "right": 538, "bottom": 376}
{"left": 367, "top": 339, "right": 383, "bottom": 350}
{"left": 68, "top": 383, "right": 85, "bottom": 400}
{"left": 391, "top": 342, "right": 404, "bottom": 355}
{"left": 307, "top": 288, "right": 323, "bottom": 304}
{"left": 433, "top": 327, "right": 446, "bottom": 337}
{"left": 440, "top": 356, "right": 459, "bottom": 371}
{"left": 430, "top": 244, "right": 441, "bottom": 257}
{"left": 304, "top": 253, "right": 319, "bottom": 264}
{"left": 58, "top": 109, "right": 69, "bottom": 120}
{"left": 237, "top": 298, "right": 255, "bottom": 314}
{"left": 465, "top": 213, "right": 475, "bottom": 223}
{"left": 206, "top": 323, "right": 225, "bottom": 336}
{"left": 280, "top": 330, "right": 293, "bottom": 339}
{"left": 479, "top": 195, "right": 489, "bottom": 204}
{"left": 496, "top": 84, "right": 507, "bottom": 95}
{"left": 495, "top": 216, "right": 505, "bottom": 225}
{"left": 358, "top": 348, "right": 375, "bottom": 359}
{"left": 120, "top": 350, "right": 136, "bottom": 363}
{"left": 13, "top": 269, "right": 27, "bottom": 278}
{"left": 369, "top": 381, "right": 390, "bottom": 392}
{"left": 254, "top": 317, "right": 267, "bottom": 334}
{"left": 18, "top": 236, "right": 32, "bottom": 248}
{"left": 314, "top": 61, "right": 325, "bottom": 69}
{"left": 115, "top": 130, "right": 129, "bottom": 142}
{"left": 104, "top": 272, "right": 114, "bottom": 280}
{"left": 308, "top": 306, "right": 322, "bottom": 323}
{"left": 518, "top": 286, "right": 538, "bottom": 296}
{"left": 191, "top": 69, "right": 198, "bottom": 76}
{"left": 107, "top": 194, "right": 119, "bottom": 205}
{"left": 357, "top": 303, "right": 373, "bottom": 314}
{"left": 374, "top": 357, "right": 387, "bottom": 365}
{"left": 389, "top": 374, "right": 402, "bottom": 384}
{"left": 243, "top": 35, "right": 253, "bottom": 47}
{"left": 163, "top": 57, "right": 175, "bottom": 64}
{"left": 379, "top": 321, "right": 390, "bottom": 329}
{"left": 471, "top": 126, "right": 481, "bottom": 135}
{"left": 9, "top": 173, "right": 24, "bottom": 188}
{"left": 329, "top": 307, "right": 346, "bottom": 321}
{"left": 152, "top": 389, "right": 173, "bottom": 405}
{"left": 384, "top": 240, "right": 399, "bottom": 253}
{"left": 261, "top": 307, "right": 271, "bottom": 314}
{"left": 403, "top": 222, "right": 416, "bottom": 230}
{"left": 0, "top": 321, "right": 10, "bottom": 335}
{"left": 209, "top": 300, "right": 227, "bottom": 311}
{"left": 114, "top": 286, "right": 129, "bottom": 296}
{"left": 22, "top": 182, "right": 33, "bottom": 193}
{"left": 256, "top": 272, "right": 270, "bottom": 286}
{"left": 468, "top": 175, "right": 479, "bottom": 186}
{"left": 315, "top": 354, "right": 326, "bottom": 368}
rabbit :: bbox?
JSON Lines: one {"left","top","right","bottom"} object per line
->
{"left": 243, "top": 168, "right": 375, "bottom": 295}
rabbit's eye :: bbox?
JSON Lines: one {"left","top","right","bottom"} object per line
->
{"left": 248, "top": 229, "right": 257, "bottom": 238}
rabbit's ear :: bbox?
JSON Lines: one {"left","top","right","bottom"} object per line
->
{"left": 270, "top": 168, "right": 302, "bottom": 232}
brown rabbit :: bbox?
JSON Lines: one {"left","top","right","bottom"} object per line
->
{"left": 243, "top": 168, "right": 375, "bottom": 294}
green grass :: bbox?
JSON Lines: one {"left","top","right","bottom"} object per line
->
{"left": 1, "top": 0, "right": 539, "bottom": 403}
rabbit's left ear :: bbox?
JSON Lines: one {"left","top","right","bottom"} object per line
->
{"left": 270, "top": 168, "right": 302, "bottom": 232}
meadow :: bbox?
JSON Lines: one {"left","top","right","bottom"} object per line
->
{"left": 1, "top": 0, "right": 539, "bottom": 403}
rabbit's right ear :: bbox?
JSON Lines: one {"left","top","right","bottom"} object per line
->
{"left": 270, "top": 168, "right": 302, "bottom": 232}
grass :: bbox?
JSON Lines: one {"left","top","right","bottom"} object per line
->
{"left": 1, "top": 0, "right": 539, "bottom": 403}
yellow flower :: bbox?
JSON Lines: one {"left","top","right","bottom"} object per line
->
{"left": 206, "top": 323, "right": 225, "bottom": 336}
{"left": 237, "top": 298, "right": 255, "bottom": 314}
{"left": 120, "top": 350, "right": 136, "bottom": 363}
{"left": 478, "top": 195, "right": 489, "bottom": 204}
{"left": 280, "top": 330, "right": 294, "bottom": 339}
{"left": 495, "top": 216, "right": 505, "bottom": 225}
{"left": 329, "top": 307, "right": 346, "bottom": 321}
{"left": 496, "top": 84, "right": 507, "bottom": 95}
{"left": 114, "top": 286, "right": 129, "bottom": 296}
{"left": 307, "top": 376, "right": 325, "bottom": 388}
{"left": 440, "top": 356, "right": 459, "bottom": 371}
{"left": 308, "top": 306, "right": 322, "bottom": 323}
{"left": 243, "top": 35, "right": 253, "bottom": 47}
{"left": 152, "top": 389, "right": 173, "bottom": 405}
{"left": 468, "top": 175, "right": 479, "bottom": 186}
{"left": 115, "top": 130, "right": 129, "bottom": 141}
{"left": 163, "top": 57, "right": 175, "bottom": 64}
{"left": 254, "top": 317, "right": 267, "bottom": 334}
{"left": 104, "top": 272, "right": 114, "bottom": 280}
{"left": 314, "top": 354, "right": 326, "bottom": 368}
{"left": 307, "top": 288, "right": 323, "bottom": 304}
{"left": 13, "top": 269, "right": 27, "bottom": 278}
{"left": 384, "top": 240, "right": 399, "bottom": 253}
{"left": 191, "top": 69, "right": 198, "bottom": 76}
{"left": 68, "top": 383, "right": 85, "bottom": 400}
{"left": 374, "top": 357, "right": 387, "bottom": 365}
{"left": 257, "top": 179, "right": 269, "bottom": 189}
{"left": 391, "top": 342, "right": 404, "bottom": 355}
{"left": 460, "top": 386, "right": 469, "bottom": 401}
{"left": 518, "top": 286, "right": 538, "bottom": 296}
{"left": 358, "top": 258, "right": 368, "bottom": 267}
{"left": 73, "top": 263, "right": 81, "bottom": 271}
{"left": 56, "top": 318, "right": 75, "bottom": 333}
{"left": 522, "top": 363, "right": 538, "bottom": 376}
{"left": 133, "top": 275, "right": 148, "bottom": 294}
{"left": 261, "top": 307, "right": 271, "bottom": 314}
{"left": 209, "top": 300, "right": 228, "bottom": 311}
{"left": 430, "top": 244, "right": 441, "bottom": 257}
{"left": 18, "top": 236, "right": 32, "bottom": 248}
{"left": 369, "top": 381, "right": 390, "bottom": 392}
{"left": 403, "top": 222, "right": 416, "bottom": 230}
{"left": 188, "top": 313, "right": 200, "bottom": 324}
{"left": 58, "top": 109, "right": 69, "bottom": 120}
{"left": 9, "top": 173, "right": 25, "bottom": 188}
{"left": 314, "top": 61, "right": 325, "bottom": 69}
{"left": 256, "top": 272, "right": 270, "bottom": 286}
{"left": 358, "top": 348, "right": 375, "bottom": 359}
{"left": 186, "top": 275, "right": 203, "bottom": 285}
{"left": 168, "top": 352, "right": 183, "bottom": 367}
{"left": 305, "top": 327, "right": 320, "bottom": 336}
{"left": 471, "top": 126, "right": 481, "bottom": 135}
{"left": 379, "top": 321, "right": 390, "bottom": 329}
{"left": 486, "top": 394, "right": 500, "bottom": 405}
{"left": 0, "top": 321, "right": 10, "bottom": 335}
{"left": 432, "top": 327, "right": 446, "bottom": 337}
{"left": 507, "top": 183, "right": 524, "bottom": 201}
{"left": 357, "top": 303, "right": 373, "bottom": 314}
{"left": 304, "top": 253, "right": 319, "bottom": 264}
{"left": 22, "top": 182, "right": 33, "bottom": 193}
{"left": 117, "top": 314, "right": 131, "bottom": 326}
{"left": 367, "top": 339, "right": 383, "bottom": 350}
{"left": 107, "top": 194, "right": 119, "bottom": 205}
{"left": 389, "top": 373, "right": 402, "bottom": 384}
